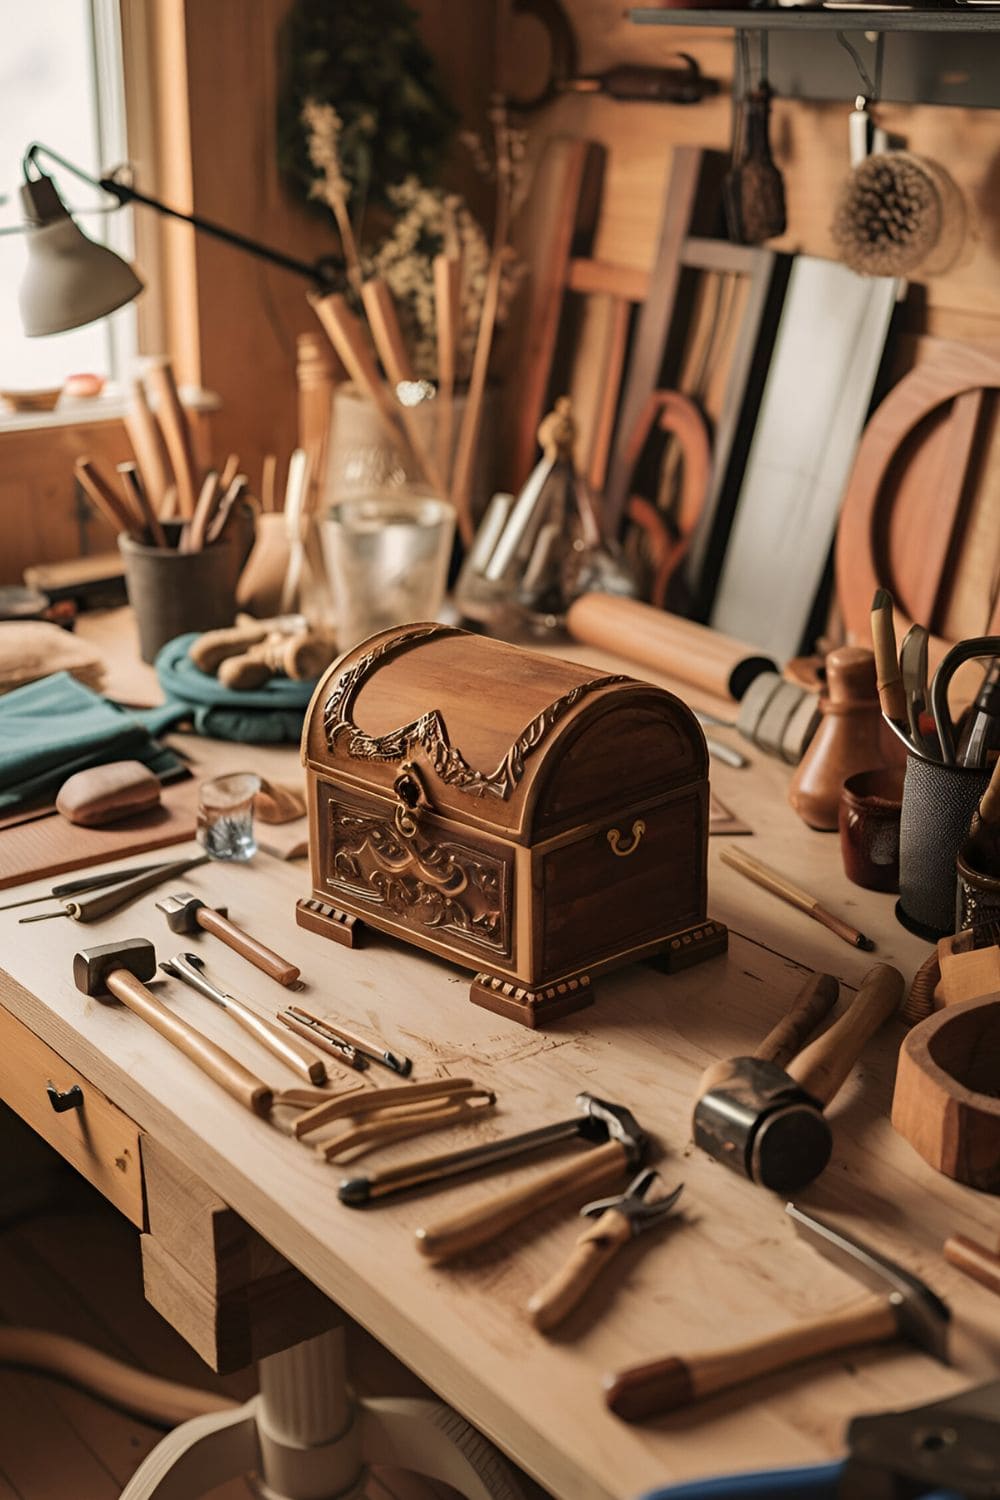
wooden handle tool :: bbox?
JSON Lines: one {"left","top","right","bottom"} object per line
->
{"left": 785, "top": 962, "right": 903, "bottom": 1107}
{"left": 695, "top": 972, "right": 840, "bottom": 1104}
{"left": 720, "top": 847, "right": 875, "bottom": 951}
{"left": 74, "top": 459, "right": 143, "bottom": 542}
{"left": 870, "top": 587, "right": 907, "bottom": 725}
{"left": 528, "top": 1211, "right": 634, "bottom": 1332}
{"left": 415, "top": 1139, "right": 630, "bottom": 1262}
{"left": 195, "top": 907, "right": 300, "bottom": 987}
{"left": 106, "top": 969, "right": 272, "bottom": 1116}
{"left": 118, "top": 462, "right": 168, "bottom": 548}
{"left": 320, "top": 1090, "right": 495, "bottom": 1161}
{"left": 144, "top": 360, "right": 199, "bottom": 518}
{"left": 944, "top": 1233, "right": 1000, "bottom": 1296}
{"left": 310, "top": 292, "right": 415, "bottom": 462}
{"left": 605, "top": 1296, "right": 897, "bottom": 1421}
{"left": 433, "top": 252, "right": 462, "bottom": 481}
{"left": 125, "top": 377, "right": 173, "bottom": 513}
{"left": 182, "top": 470, "right": 221, "bottom": 553}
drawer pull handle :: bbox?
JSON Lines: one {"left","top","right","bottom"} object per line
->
{"left": 608, "top": 820, "right": 646, "bottom": 858}
{"left": 46, "top": 1081, "right": 84, "bottom": 1114}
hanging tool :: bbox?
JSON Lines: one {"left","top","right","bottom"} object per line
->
{"left": 504, "top": 0, "right": 716, "bottom": 110}
{"left": 724, "top": 32, "right": 786, "bottom": 245}
{"left": 0, "top": 860, "right": 191, "bottom": 914}
{"left": 156, "top": 891, "right": 300, "bottom": 987}
{"left": 527, "top": 1169, "right": 683, "bottom": 1333}
{"left": 605, "top": 1201, "right": 950, "bottom": 1421}
{"left": 159, "top": 953, "right": 326, "bottom": 1085}
{"left": 693, "top": 965, "right": 901, "bottom": 1192}
{"left": 73, "top": 939, "right": 273, "bottom": 1116}
{"left": 19, "top": 856, "right": 210, "bottom": 923}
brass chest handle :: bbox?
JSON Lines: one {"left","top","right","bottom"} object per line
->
{"left": 608, "top": 820, "right": 646, "bottom": 858}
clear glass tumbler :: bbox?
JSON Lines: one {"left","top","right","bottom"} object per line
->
{"left": 320, "top": 490, "right": 456, "bottom": 651}
{"left": 197, "top": 772, "right": 261, "bottom": 861}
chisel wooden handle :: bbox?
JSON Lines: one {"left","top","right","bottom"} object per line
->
{"left": 106, "top": 970, "right": 272, "bottom": 1116}
{"left": 195, "top": 908, "right": 300, "bottom": 987}
{"left": 220, "top": 996, "right": 325, "bottom": 1084}
{"left": 604, "top": 1295, "right": 897, "bottom": 1421}
{"left": 415, "top": 1139, "right": 629, "bottom": 1262}
{"left": 528, "top": 1208, "right": 632, "bottom": 1332}
{"left": 785, "top": 962, "right": 902, "bottom": 1107}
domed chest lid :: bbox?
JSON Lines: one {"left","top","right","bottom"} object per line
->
{"left": 305, "top": 624, "right": 703, "bottom": 842}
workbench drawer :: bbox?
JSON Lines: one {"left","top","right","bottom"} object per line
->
{"left": 0, "top": 1002, "right": 144, "bottom": 1227}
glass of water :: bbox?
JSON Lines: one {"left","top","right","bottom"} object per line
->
{"left": 197, "top": 772, "right": 261, "bottom": 861}
{"left": 321, "top": 490, "right": 456, "bottom": 651}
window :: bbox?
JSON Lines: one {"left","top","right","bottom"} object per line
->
{"left": 0, "top": 0, "right": 136, "bottom": 392}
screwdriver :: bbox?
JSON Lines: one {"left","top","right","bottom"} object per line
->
{"left": 0, "top": 860, "right": 190, "bottom": 913}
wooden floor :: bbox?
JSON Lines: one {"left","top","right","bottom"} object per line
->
{"left": 0, "top": 1106, "right": 487, "bottom": 1500}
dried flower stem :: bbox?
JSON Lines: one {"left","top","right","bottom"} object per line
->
{"left": 450, "top": 99, "right": 514, "bottom": 543}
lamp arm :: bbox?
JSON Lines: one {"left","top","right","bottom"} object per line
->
{"left": 22, "top": 141, "right": 341, "bottom": 289}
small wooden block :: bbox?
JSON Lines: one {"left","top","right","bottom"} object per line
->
{"left": 295, "top": 896, "right": 362, "bottom": 948}
{"left": 469, "top": 971, "right": 595, "bottom": 1028}
{"left": 648, "top": 919, "right": 729, "bottom": 974}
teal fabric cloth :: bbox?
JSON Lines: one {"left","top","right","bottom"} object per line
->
{"left": 0, "top": 672, "right": 184, "bottom": 812}
{"left": 154, "top": 633, "right": 317, "bottom": 744}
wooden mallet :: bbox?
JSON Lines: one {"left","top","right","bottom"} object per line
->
{"left": 73, "top": 939, "right": 272, "bottom": 1116}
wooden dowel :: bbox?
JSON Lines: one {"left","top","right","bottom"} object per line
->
{"left": 944, "top": 1232, "right": 1000, "bottom": 1296}
{"left": 309, "top": 293, "right": 416, "bottom": 464}
{"left": 74, "top": 458, "right": 143, "bottom": 542}
{"left": 182, "top": 470, "right": 221, "bottom": 554}
{"left": 361, "top": 278, "right": 415, "bottom": 386}
{"left": 118, "top": 462, "right": 168, "bottom": 548}
{"left": 434, "top": 253, "right": 462, "bottom": 483}
{"left": 720, "top": 847, "right": 875, "bottom": 952}
{"left": 124, "top": 378, "right": 173, "bottom": 513}
{"left": 450, "top": 244, "right": 510, "bottom": 546}
{"left": 144, "top": 359, "right": 199, "bottom": 519}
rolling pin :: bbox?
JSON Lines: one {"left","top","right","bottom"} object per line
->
{"left": 566, "top": 594, "right": 778, "bottom": 702}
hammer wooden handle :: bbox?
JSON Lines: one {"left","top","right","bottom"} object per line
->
{"left": 106, "top": 970, "right": 273, "bottom": 1116}
{"left": 755, "top": 972, "right": 840, "bottom": 1070}
{"left": 604, "top": 1295, "right": 897, "bottom": 1421}
{"left": 195, "top": 909, "right": 300, "bottom": 987}
{"left": 785, "top": 962, "right": 903, "bottom": 1108}
{"left": 528, "top": 1208, "right": 632, "bottom": 1332}
{"left": 944, "top": 1233, "right": 1000, "bottom": 1296}
{"left": 415, "top": 1139, "right": 629, "bottom": 1262}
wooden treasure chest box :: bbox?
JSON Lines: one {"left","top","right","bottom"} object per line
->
{"left": 298, "top": 623, "right": 726, "bottom": 1026}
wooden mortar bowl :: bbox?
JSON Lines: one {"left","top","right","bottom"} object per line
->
{"left": 892, "top": 993, "right": 1000, "bottom": 1191}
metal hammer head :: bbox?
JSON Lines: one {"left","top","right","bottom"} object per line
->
{"left": 693, "top": 1056, "right": 832, "bottom": 1193}
{"left": 156, "top": 891, "right": 213, "bottom": 933}
{"left": 73, "top": 938, "right": 157, "bottom": 998}
{"left": 575, "top": 1093, "right": 647, "bottom": 1163}
{"left": 788, "top": 1203, "right": 950, "bottom": 1364}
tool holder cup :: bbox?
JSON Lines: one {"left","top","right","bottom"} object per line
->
{"left": 897, "top": 752, "right": 991, "bottom": 939}
{"left": 119, "top": 505, "right": 255, "bottom": 663}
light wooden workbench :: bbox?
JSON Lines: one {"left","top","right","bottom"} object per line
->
{"left": 1, "top": 611, "right": 999, "bottom": 1500}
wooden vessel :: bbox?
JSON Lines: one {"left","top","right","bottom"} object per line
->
{"left": 298, "top": 623, "right": 726, "bottom": 1026}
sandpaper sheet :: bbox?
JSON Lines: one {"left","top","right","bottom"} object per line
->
{"left": 0, "top": 777, "right": 200, "bottom": 891}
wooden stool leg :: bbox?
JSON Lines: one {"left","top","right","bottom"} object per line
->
{"left": 119, "top": 1405, "right": 259, "bottom": 1499}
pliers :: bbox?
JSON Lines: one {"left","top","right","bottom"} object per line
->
{"left": 528, "top": 1168, "right": 683, "bottom": 1332}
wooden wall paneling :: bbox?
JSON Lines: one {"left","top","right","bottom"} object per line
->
{"left": 602, "top": 145, "right": 704, "bottom": 532}
{"left": 710, "top": 259, "right": 900, "bottom": 660}
{"left": 512, "top": 137, "right": 606, "bottom": 482}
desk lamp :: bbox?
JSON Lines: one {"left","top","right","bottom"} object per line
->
{"left": 16, "top": 142, "right": 339, "bottom": 336}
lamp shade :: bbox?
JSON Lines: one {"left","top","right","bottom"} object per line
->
{"left": 18, "top": 175, "right": 143, "bottom": 337}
